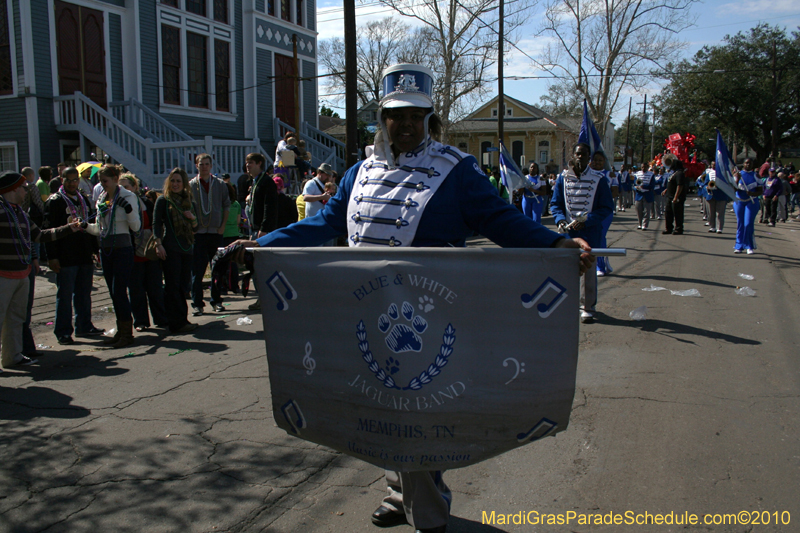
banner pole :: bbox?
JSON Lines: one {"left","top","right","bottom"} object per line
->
{"left": 229, "top": 248, "right": 627, "bottom": 257}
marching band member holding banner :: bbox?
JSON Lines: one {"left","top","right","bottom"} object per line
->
{"left": 634, "top": 162, "right": 656, "bottom": 230}
{"left": 550, "top": 144, "right": 614, "bottom": 324}
{"left": 233, "top": 63, "right": 593, "bottom": 533}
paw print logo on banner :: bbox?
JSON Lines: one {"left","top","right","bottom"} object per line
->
{"left": 378, "top": 302, "right": 428, "bottom": 353}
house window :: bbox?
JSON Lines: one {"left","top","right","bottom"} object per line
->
{"left": 186, "top": 0, "right": 206, "bottom": 16}
{"left": 0, "top": 142, "right": 17, "bottom": 172}
{"left": 0, "top": 0, "right": 11, "bottom": 96}
{"left": 161, "top": 0, "right": 179, "bottom": 7}
{"left": 161, "top": 25, "right": 181, "bottom": 105}
{"left": 267, "top": 0, "right": 276, "bottom": 16}
{"left": 158, "top": 4, "right": 234, "bottom": 114}
{"left": 296, "top": 0, "right": 303, "bottom": 26}
{"left": 214, "top": 40, "right": 230, "bottom": 112}
{"left": 213, "top": 0, "right": 228, "bottom": 23}
{"left": 187, "top": 32, "right": 208, "bottom": 108}
{"left": 281, "top": 0, "right": 291, "bottom": 22}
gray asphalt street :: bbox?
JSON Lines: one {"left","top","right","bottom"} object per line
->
{"left": 2, "top": 200, "right": 799, "bottom": 533}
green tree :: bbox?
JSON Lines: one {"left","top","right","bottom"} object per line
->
{"left": 656, "top": 24, "right": 800, "bottom": 163}
{"left": 320, "top": 105, "right": 340, "bottom": 118}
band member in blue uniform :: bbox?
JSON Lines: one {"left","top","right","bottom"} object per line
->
{"left": 590, "top": 153, "right": 616, "bottom": 276}
{"left": 550, "top": 143, "right": 614, "bottom": 323}
{"left": 234, "top": 64, "right": 593, "bottom": 533}
{"left": 521, "top": 162, "right": 547, "bottom": 223}
{"left": 634, "top": 162, "right": 656, "bottom": 230}
{"left": 732, "top": 158, "right": 763, "bottom": 254}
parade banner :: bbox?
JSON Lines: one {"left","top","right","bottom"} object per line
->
{"left": 255, "top": 247, "right": 580, "bottom": 472}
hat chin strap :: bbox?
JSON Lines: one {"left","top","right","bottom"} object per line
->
{"left": 375, "top": 108, "right": 435, "bottom": 168}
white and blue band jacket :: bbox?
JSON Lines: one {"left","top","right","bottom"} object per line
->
{"left": 549, "top": 167, "right": 614, "bottom": 248}
{"left": 255, "top": 137, "right": 563, "bottom": 249}
{"left": 634, "top": 171, "right": 656, "bottom": 203}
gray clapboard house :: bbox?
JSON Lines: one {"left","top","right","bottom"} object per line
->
{"left": 0, "top": 0, "right": 344, "bottom": 187}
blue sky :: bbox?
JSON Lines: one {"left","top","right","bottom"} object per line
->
{"left": 315, "top": 0, "right": 800, "bottom": 123}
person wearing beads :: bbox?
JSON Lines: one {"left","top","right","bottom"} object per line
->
{"left": 84, "top": 165, "right": 141, "bottom": 348}
{"left": 232, "top": 64, "right": 594, "bottom": 533}
{"left": 189, "top": 154, "right": 230, "bottom": 315}
{"left": 43, "top": 166, "right": 103, "bottom": 345}
{"left": 153, "top": 168, "right": 198, "bottom": 334}
{"left": 0, "top": 171, "right": 81, "bottom": 370}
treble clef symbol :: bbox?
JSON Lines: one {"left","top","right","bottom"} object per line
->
{"left": 303, "top": 342, "right": 316, "bottom": 375}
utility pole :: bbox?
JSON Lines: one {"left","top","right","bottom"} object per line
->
{"left": 624, "top": 97, "right": 632, "bottom": 166}
{"left": 770, "top": 39, "right": 779, "bottom": 159}
{"left": 650, "top": 109, "right": 656, "bottom": 161}
{"left": 343, "top": 0, "right": 358, "bottom": 169}
{"left": 640, "top": 94, "right": 647, "bottom": 165}
{"left": 497, "top": 0, "right": 504, "bottom": 162}
{"left": 292, "top": 35, "right": 300, "bottom": 141}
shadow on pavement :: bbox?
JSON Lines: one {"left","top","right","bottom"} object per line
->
{"left": 0, "top": 418, "right": 349, "bottom": 533}
{"left": 0, "top": 385, "right": 90, "bottom": 420}
{"left": 592, "top": 312, "right": 760, "bottom": 346}
{"left": 609, "top": 274, "right": 737, "bottom": 290}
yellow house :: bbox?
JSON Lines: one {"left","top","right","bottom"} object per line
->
{"left": 447, "top": 94, "right": 582, "bottom": 175}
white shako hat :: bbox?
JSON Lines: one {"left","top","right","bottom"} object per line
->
{"left": 380, "top": 64, "right": 434, "bottom": 109}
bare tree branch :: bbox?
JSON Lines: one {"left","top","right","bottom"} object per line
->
{"left": 536, "top": 0, "right": 698, "bottom": 136}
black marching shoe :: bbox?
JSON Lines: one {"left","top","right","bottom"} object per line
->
{"left": 371, "top": 505, "right": 407, "bottom": 527}
{"left": 662, "top": 230, "right": 672, "bottom": 235}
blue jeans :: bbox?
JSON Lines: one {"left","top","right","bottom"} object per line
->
{"left": 191, "top": 233, "right": 223, "bottom": 309}
{"left": 54, "top": 263, "right": 96, "bottom": 337}
{"left": 101, "top": 247, "right": 134, "bottom": 322}
{"left": 131, "top": 260, "right": 168, "bottom": 328}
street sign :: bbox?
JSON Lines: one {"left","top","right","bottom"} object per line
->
{"left": 485, "top": 147, "right": 500, "bottom": 152}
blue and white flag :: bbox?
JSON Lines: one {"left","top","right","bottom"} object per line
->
{"left": 578, "top": 100, "right": 610, "bottom": 170}
{"left": 255, "top": 247, "right": 580, "bottom": 472}
{"left": 714, "top": 129, "right": 743, "bottom": 202}
{"left": 499, "top": 142, "right": 528, "bottom": 198}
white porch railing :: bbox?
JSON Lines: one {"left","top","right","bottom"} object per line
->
{"left": 55, "top": 93, "right": 273, "bottom": 188}
{"left": 109, "top": 99, "right": 193, "bottom": 143}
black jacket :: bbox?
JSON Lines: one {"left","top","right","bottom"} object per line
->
{"left": 249, "top": 172, "right": 278, "bottom": 234}
{"left": 43, "top": 191, "right": 98, "bottom": 266}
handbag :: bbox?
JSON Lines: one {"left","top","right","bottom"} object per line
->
{"left": 135, "top": 228, "right": 160, "bottom": 261}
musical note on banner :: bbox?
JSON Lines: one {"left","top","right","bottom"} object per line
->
{"left": 516, "top": 417, "right": 557, "bottom": 443}
{"left": 281, "top": 399, "right": 306, "bottom": 434}
{"left": 267, "top": 271, "right": 298, "bottom": 311}
{"left": 303, "top": 342, "right": 316, "bottom": 375}
{"left": 521, "top": 277, "right": 568, "bottom": 318}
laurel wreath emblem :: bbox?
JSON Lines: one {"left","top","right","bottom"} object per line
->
{"left": 356, "top": 320, "right": 456, "bottom": 390}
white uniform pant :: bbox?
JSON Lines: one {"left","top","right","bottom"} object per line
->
{"left": 580, "top": 269, "right": 597, "bottom": 313}
{"left": 382, "top": 470, "right": 451, "bottom": 529}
